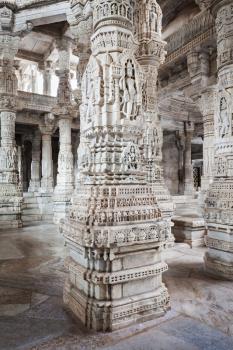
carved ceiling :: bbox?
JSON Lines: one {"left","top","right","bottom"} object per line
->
{"left": 158, "top": 0, "right": 198, "bottom": 27}
{"left": 17, "top": 21, "right": 71, "bottom": 64}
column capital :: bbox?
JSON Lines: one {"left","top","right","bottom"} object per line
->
{"left": 135, "top": 0, "right": 166, "bottom": 67}
{"left": 199, "top": 85, "right": 218, "bottom": 116}
{"left": 185, "top": 121, "right": 195, "bottom": 134}
{"left": 187, "top": 49, "right": 210, "bottom": 88}
{"left": 39, "top": 113, "right": 57, "bottom": 135}
{"left": 195, "top": 0, "right": 212, "bottom": 11}
{"left": 52, "top": 42, "right": 77, "bottom": 118}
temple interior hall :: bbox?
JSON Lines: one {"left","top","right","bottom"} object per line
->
{"left": 0, "top": 0, "right": 233, "bottom": 349}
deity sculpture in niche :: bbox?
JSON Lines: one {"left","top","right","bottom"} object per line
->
{"left": 82, "top": 56, "right": 103, "bottom": 124}
{"left": 150, "top": 3, "right": 158, "bottom": 32}
{"left": 85, "top": 75, "right": 95, "bottom": 123}
{"left": 77, "top": 143, "right": 91, "bottom": 173}
{"left": 219, "top": 96, "right": 230, "bottom": 138}
{"left": 122, "top": 142, "right": 141, "bottom": 171}
{"left": 137, "top": 0, "right": 161, "bottom": 37}
{"left": 120, "top": 59, "right": 140, "bottom": 120}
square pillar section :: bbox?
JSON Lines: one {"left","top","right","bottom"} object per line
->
{"left": 205, "top": 0, "right": 233, "bottom": 280}
{"left": 61, "top": 0, "right": 172, "bottom": 331}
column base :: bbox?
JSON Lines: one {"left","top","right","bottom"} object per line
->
{"left": 0, "top": 196, "right": 22, "bottom": 229}
{"left": 204, "top": 224, "right": 233, "bottom": 280}
{"left": 201, "top": 176, "right": 213, "bottom": 192}
{"left": 53, "top": 200, "right": 71, "bottom": 225}
{"left": 64, "top": 280, "right": 170, "bottom": 332}
{"left": 204, "top": 252, "right": 233, "bottom": 280}
{"left": 28, "top": 181, "right": 41, "bottom": 193}
{"left": 184, "top": 190, "right": 195, "bottom": 197}
{"left": 152, "top": 182, "right": 174, "bottom": 248}
{"left": 172, "top": 216, "right": 206, "bottom": 248}
{"left": 53, "top": 191, "right": 73, "bottom": 224}
{"left": 62, "top": 226, "right": 171, "bottom": 331}
{"left": 40, "top": 178, "right": 54, "bottom": 194}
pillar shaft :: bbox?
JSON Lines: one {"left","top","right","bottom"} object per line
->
{"left": 29, "top": 130, "right": 41, "bottom": 193}
{"left": 52, "top": 39, "right": 75, "bottom": 223}
{"left": 55, "top": 118, "right": 74, "bottom": 195}
{"left": 135, "top": 1, "right": 173, "bottom": 236}
{"left": 40, "top": 132, "right": 53, "bottom": 193}
{"left": 200, "top": 86, "right": 217, "bottom": 191}
{"left": 43, "top": 61, "right": 53, "bottom": 96}
{"left": 39, "top": 114, "right": 55, "bottom": 194}
{"left": 184, "top": 122, "right": 195, "bottom": 196}
{"left": 205, "top": 0, "right": 233, "bottom": 279}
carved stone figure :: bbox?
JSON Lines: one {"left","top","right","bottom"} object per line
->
{"left": 120, "top": 60, "right": 139, "bottom": 120}
{"left": 219, "top": 96, "right": 230, "bottom": 138}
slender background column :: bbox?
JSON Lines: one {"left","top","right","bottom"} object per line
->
{"left": 28, "top": 129, "right": 41, "bottom": 193}
{"left": 42, "top": 60, "right": 53, "bottom": 96}
{"left": 39, "top": 114, "right": 55, "bottom": 194}
{"left": 52, "top": 38, "right": 76, "bottom": 223}
{"left": 199, "top": 86, "right": 217, "bottom": 192}
{"left": 184, "top": 122, "right": 195, "bottom": 196}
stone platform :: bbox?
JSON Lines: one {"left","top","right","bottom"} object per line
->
{"left": 172, "top": 216, "right": 206, "bottom": 248}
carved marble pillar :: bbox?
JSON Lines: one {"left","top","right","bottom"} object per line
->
{"left": 0, "top": 1, "right": 22, "bottom": 228}
{"left": 31, "top": 66, "right": 37, "bottom": 93}
{"left": 199, "top": 86, "right": 217, "bottom": 192}
{"left": 175, "top": 131, "right": 185, "bottom": 195}
{"left": 55, "top": 118, "right": 74, "bottom": 193}
{"left": 17, "top": 145, "right": 23, "bottom": 192}
{"left": 61, "top": 0, "right": 171, "bottom": 331}
{"left": 42, "top": 61, "right": 53, "bottom": 96}
{"left": 28, "top": 129, "right": 41, "bottom": 193}
{"left": 205, "top": 0, "right": 233, "bottom": 280}
{"left": 53, "top": 38, "right": 75, "bottom": 224}
{"left": 39, "top": 114, "right": 55, "bottom": 194}
{"left": 135, "top": 1, "right": 174, "bottom": 242}
{"left": 184, "top": 122, "right": 195, "bottom": 196}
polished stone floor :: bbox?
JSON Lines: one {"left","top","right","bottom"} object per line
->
{"left": 0, "top": 223, "right": 233, "bottom": 350}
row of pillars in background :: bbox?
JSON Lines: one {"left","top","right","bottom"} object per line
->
{"left": 0, "top": 1, "right": 76, "bottom": 227}
{"left": 22, "top": 118, "right": 76, "bottom": 196}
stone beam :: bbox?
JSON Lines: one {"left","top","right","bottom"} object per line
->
{"left": 15, "top": 1, "right": 69, "bottom": 31}
{"left": 17, "top": 49, "right": 44, "bottom": 63}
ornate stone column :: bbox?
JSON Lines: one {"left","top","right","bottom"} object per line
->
{"left": 42, "top": 61, "right": 53, "bottom": 96}
{"left": 205, "top": 0, "right": 233, "bottom": 279}
{"left": 31, "top": 65, "right": 37, "bottom": 93}
{"left": 28, "top": 129, "right": 41, "bottom": 193}
{"left": 53, "top": 38, "right": 75, "bottom": 224}
{"left": 61, "top": 0, "right": 171, "bottom": 331}
{"left": 175, "top": 130, "right": 186, "bottom": 194}
{"left": 199, "top": 86, "right": 217, "bottom": 192}
{"left": 184, "top": 121, "right": 195, "bottom": 196}
{"left": 39, "top": 114, "right": 55, "bottom": 194}
{"left": 135, "top": 1, "right": 174, "bottom": 242}
{"left": 0, "top": 1, "right": 22, "bottom": 228}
